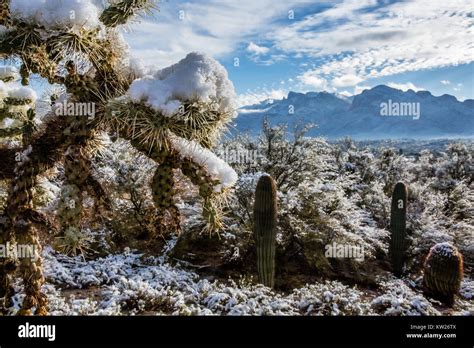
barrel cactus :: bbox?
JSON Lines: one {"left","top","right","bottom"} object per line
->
{"left": 389, "top": 182, "right": 407, "bottom": 276}
{"left": 253, "top": 174, "right": 278, "bottom": 288}
{"left": 423, "top": 242, "right": 463, "bottom": 306}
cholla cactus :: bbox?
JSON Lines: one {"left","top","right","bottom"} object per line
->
{"left": 0, "top": 0, "right": 158, "bottom": 315}
{"left": 105, "top": 52, "right": 238, "bottom": 232}
{"left": 423, "top": 242, "right": 463, "bottom": 306}
{"left": 0, "top": 0, "right": 237, "bottom": 315}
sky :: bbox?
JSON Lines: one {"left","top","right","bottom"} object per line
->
{"left": 123, "top": 0, "right": 470, "bottom": 106}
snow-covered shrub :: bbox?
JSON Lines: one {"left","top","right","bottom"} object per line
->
{"left": 291, "top": 281, "right": 373, "bottom": 315}
{"left": 371, "top": 279, "right": 440, "bottom": 315}
{"left": 408, "top": 143, "right": 473, "bottom": 265}
{"left": 93, "top": 139, "right": 158, "bottom": 239}
{"left": 433, "top": 143, "right": 473, "bottom": 191}
{"left": 210, "top": 127, "right": 392, "bottom": 282}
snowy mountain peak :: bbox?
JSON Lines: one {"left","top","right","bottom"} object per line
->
{"left": 235, "top": 85, "right": 473, "bottom": 139}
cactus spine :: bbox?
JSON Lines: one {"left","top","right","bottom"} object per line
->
{"left": 253, "top": 175, "right": 278, "bottom": 288}
{"left": 423, "top": 243, "right": 463, "bottom": 306}
{"left": 389, "top": 182, "right": 407, "bottom": 276}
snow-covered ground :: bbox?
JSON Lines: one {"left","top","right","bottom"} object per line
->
{"left": 8, "top": 245, "right": 472, "bottom": 316}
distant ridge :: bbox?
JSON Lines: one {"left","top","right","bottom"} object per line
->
{"left": 235, "top": 85, "right": 474, "bottom": 139}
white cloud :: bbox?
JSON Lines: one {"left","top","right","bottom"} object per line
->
{"left": 277, "top": 0, "right": 473, "bottom": 89}
{"left": 332, "top": 74, "right": 364, "bottom": 88}
{"left": 440, "top": 80, "right": 451, "bottom": 85}
{"left": 124, "top": 21, "right": 234, "bottom": 68}
{"left": 247, "top": 42, "right": 269, "bottom": 55}
{"left": 249, "top": 54, "right": 287, "bottom": 66}
{"left": 297, "top": 71, "right": 328, "bottom": 90}
{"left": 125, "top": 0, "right": 309, "bottom": 68}
{"left": 386, "top": 82, "right": 425, "bottom": 92}
{"left": 237, "top": 88, "right": 287, "bottom": 107}
{"left": 121, "top": 0, "right": 472, "bottom": 98}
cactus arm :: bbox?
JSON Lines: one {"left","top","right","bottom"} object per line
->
{"left": 100, "top": 0, "right": 158, "bottom": 28}
{"left": 0, "top": 115, "right": 70, "bottom": 180}
{"left": 151, "top": 156, "right": 181, "bottom": 233}
{"left": 0, "top": 144, "right": 47, "bottom": 315}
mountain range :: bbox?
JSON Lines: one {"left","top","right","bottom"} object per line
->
{"left": 234, "top": 85, "right": 474, "bottom": 139}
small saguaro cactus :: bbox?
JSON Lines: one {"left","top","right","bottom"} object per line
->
{"left": 389, "top": 182, "right": 407, "bottom": 276}
{"left": 253, "top": 174, "right": 278, "bottom": 288}
{"left": 423, "top": 242, "right": 463, "bottom": 306}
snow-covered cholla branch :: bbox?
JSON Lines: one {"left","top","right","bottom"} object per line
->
{"left": 9, "top": 0, "right": 102, "bottom": 29}
{"left": 169, "top": 135, "right": 238, "bottom": 192}
{"left": 0, "top": 0, "right": 268, "bottom": 318}
{"left": 7, "top": 0, "right": 157, "bottom": 30}
{"left": 128, "top": 52, "right": 236, "bottom": 118}
{"left": 0, "top": 66, "right": 37, "bottom": 104}
{"left": 0, "top": 66, "right": 37, "bottom": 141}
{"left": 106, "top": 51, "right": 238, "bottom": 231}
{"left": 127, "top": 51, "right": 238, "bottom": 190}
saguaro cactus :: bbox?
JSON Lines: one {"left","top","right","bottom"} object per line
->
{"left": 253, "top": 174, "right": 278, "bottom": 288}
{"left": 423, "top": 242, "right": 463, "bottom": 306}
{"left": 389, "top": 182, "right": 407, "bottom": 276}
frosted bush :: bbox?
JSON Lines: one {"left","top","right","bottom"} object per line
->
{"left": 371, "top": 278, "right": 440, "bottom": 316}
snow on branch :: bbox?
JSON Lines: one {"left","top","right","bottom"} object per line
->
{"left": 0, "top": 65, "right": 18, "bottom": 82}
{"left": 9, "top": 0, "right": 103, "bottom": 29}
{"left": 170, "top": 135, "right": 238, "bottom": 192}
{"left": 0, "top": 74, "right": 37, "bottom": 105}
{"left": 8, "top": 0, "right": 157, "bottom": 30}
{"left": 7, "top": 85, "right": 37, "bottom": 103}
{"left": 128, "top": 52, "right": 237, "bottom": 118}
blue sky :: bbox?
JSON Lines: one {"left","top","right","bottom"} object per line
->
{"left": 124, "top": 0, "right": 473, "bottom": 106}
